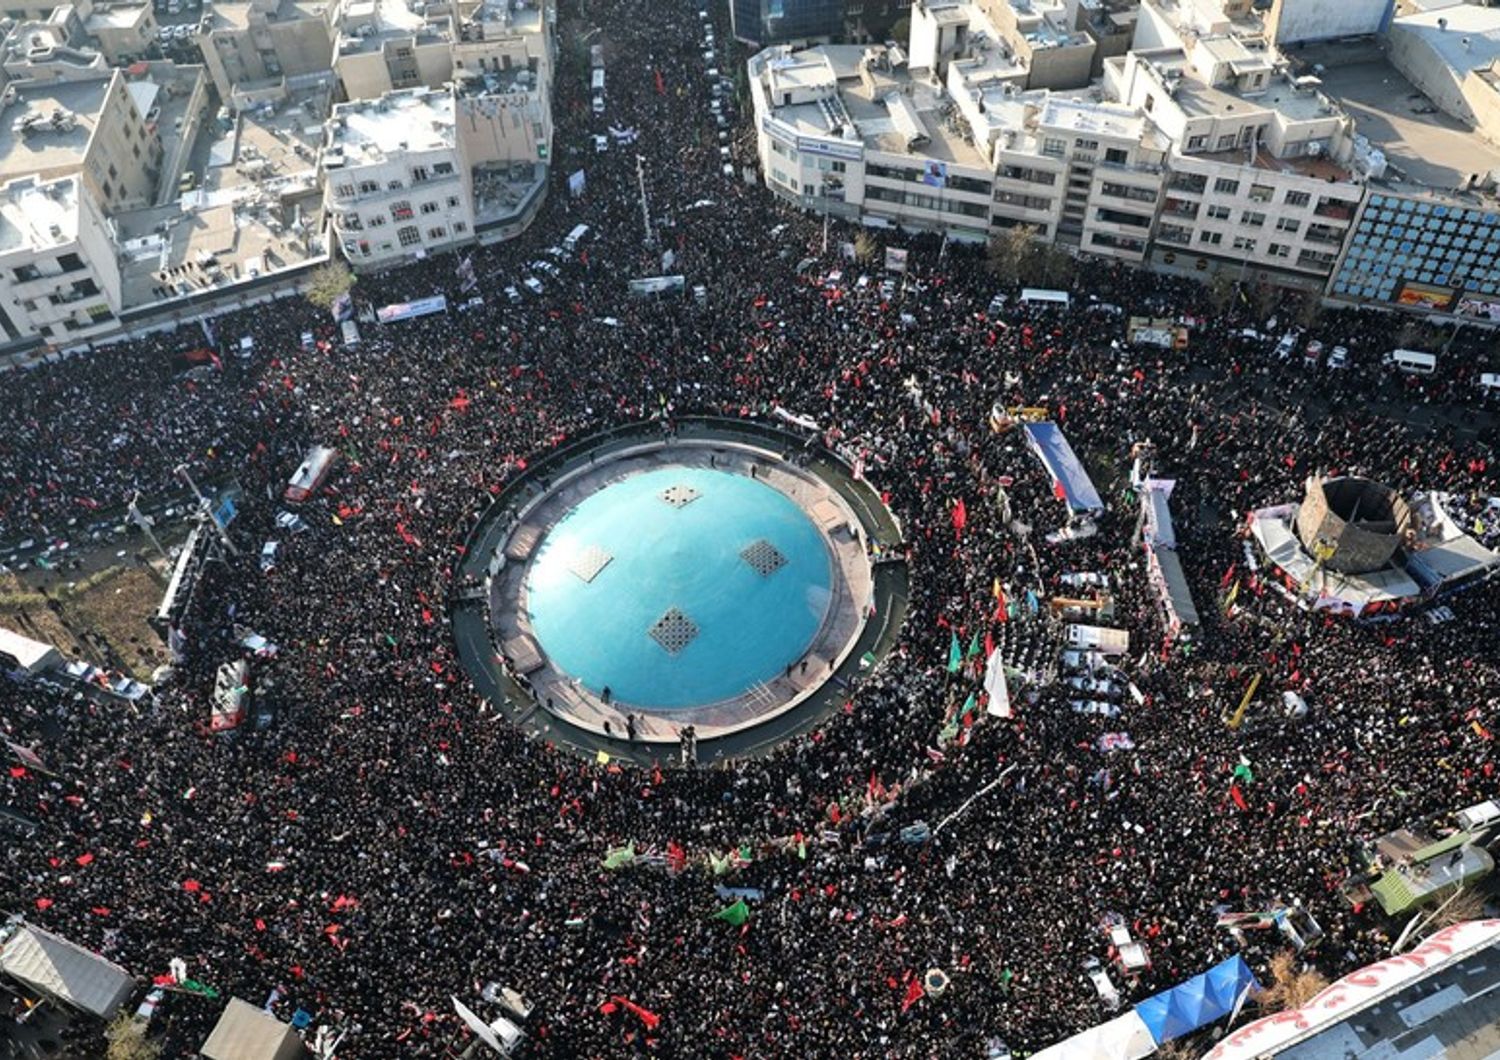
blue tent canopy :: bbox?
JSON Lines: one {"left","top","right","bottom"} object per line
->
{"left": 1022, "top": 422, "right": 1104, "bottom": 514}
{"left": 1135, "top": 955, "right": 1258, "bottom": 1045}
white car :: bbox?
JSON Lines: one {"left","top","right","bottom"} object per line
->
{"left": 1328, "top": 345, "right": 1349, "bottom": 369}
{"left": 503, "top": 285, "right": 521, "bottom": 304}
{"left": 1071, "top": 699, "right": 1120, "bottom": 718}
{"left": 522, "top": 276, "right": 544, "bottom": 296}
{"left": 1275, "top": 330, "right": 1299, "bottom": 360}
{"left": 1068, "top": 675, "right": 1119, "bottom": 697}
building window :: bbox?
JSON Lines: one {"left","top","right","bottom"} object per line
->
{"left": 13, "top": 264, "right": 41, "bottom": 282}
{"left": 1075, "top": 138, "right": 1098, "bottom": 151}
{"left": 434, "top": 162, "right": 454, "bottom": 176}
{"left": 421, "top": 201, "right": 439, "bottom": 215}
{"left": 1276, "top": 217, "right": 1300, "bottom": 232}
{"left": 388, "top": 179, "right": 403, "bottom": 190}
{"left": 1249, "top": 184, "right": 1273, "bottom": 203}
{"left": 1199, "top": 230, "right": 1223, "bottom": 245}
{"left": 344, "top": 214, "right": 363, "bottom": 230}
{"left": 1104, "top": 148, "right": 1128, "bottom": 164}
{"left": 1206, "top": 205, "right": 1231, "bottom": 220}
{"left": 391, "top": 201, "right": 414, "bottom": 221}
{"left": 1042, "top": 138, "right": 1066, "bottom": 157}
{"left": 1186, "top": 135, "right": 1208, "bottom": 151}
{"left": 1231, "top": 235, "right": 1255, "bottom": 251}
{"left": 1213, "top": 177, "right": 1240, "bottom": 194}
{"left": 368, "top": 215, "right": 386, "bottom": 228}
{"left": 358, "top": 180, "right": 380, "bottom": 194}
{"left": 1242, "top": 211, "right": 1265, "bottom": 227}
{"left": 1268, "top": 242, "right": 1290, "bottom": 258}
{"left": 454, "top": 222, "right": 467, "bottom": 233}
{"left": 397, "top": 225, "right": 421, "bottom": 246}
{"left": 411, "top": 166, "right": 429, "bottom": 182}
{"left": 1284, "top": 190, "right": 1310, "bottom": 207}
{"left": 336, "top": 184, "right": 356, "bottom": 199}
{"left": 1217, "top": 135, "right": 1237, "bottom": 150}
{"left": 428, "top": 227, "right": 446, "bottom": 240}
{"left": 57, "top": 253, "right": 84, "bottom": 272}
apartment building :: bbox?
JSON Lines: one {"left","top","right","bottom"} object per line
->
{"left": 0, "top": 174, "right": 121, "bottom": 342}
{"left": 196, "top": 0, "right": 335, "bottom": 100}
{"left": 323, "top": 87, "right": 474, "bottom": 267}
{"left": 0, "top": 70, "right": 162, "bottom": 212}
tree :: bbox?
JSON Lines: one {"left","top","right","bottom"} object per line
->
{"left": 987, "top": 224, "right": 1038, "bottom": 285}
{"left": 1256, "top": 950, "right": 1329, "bottom": 1013}
{"left": 889, "top": 16, "right": 911, "bottom": 43}
{"left": 304, "top": 261, "right": 356, "bottom": 311}
{"left": 105, "top": 1013, "right": 162, "bottom": 1060}
{"left": 853, "top": 230, "right": 879, "bottom": 265}
{"left": 1206, "top": 271, "right": 1238, "bottom": 313}
{"left": 1295, "top": 294, "right": 1324, "bottom": 330}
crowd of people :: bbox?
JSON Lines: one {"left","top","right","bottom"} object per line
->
{"left": 2, "top": 0, "right": 1500, "bottom": 1055}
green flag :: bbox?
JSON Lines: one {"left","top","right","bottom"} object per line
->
{"left": 708, "top": 850, "right": 731, "bottom": 876}
{"left": 179, "top": 979, "right": 220, "bottom": 1000}
{"left": 1233, "top": 762, "right": 1254, "bottom": 785}
{"left": 601, "top": 842, "right": 636, "bottom": 870}
{"left": 966, "top": 629, "right": 982, "bottom": 660}
{"left": 947, "top": 632, "right": 962, "bottom": 673}
{"left": 959, "top": 692, "right": 978, "bottom": 721}
{"left": 712, "top": 898, "right": 750, "bottom": 927}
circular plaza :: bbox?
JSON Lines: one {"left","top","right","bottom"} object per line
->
{"left": 451, "top": 419, "right": 905, "bottom": 763}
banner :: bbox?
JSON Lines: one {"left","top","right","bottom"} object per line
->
{"left": 330, "top": 292, "right": 354, "bottom": 323}
{"left": 7, "top": 742, "right": 45, "bottom": 772}
{"left": 884, "top": 247, "right": 909, "bottom": 273}
{"left": 922, "top": 160, "right": 948, "bottom": 188}
{"left": 983, "top": 650, "right": 1011, "bottom": 718}
{"left": 376, "top": 295, "right": 448, "bottom": 324}
{"left": 568, "top": 169, "right": 586, "bottom": 197}
{"left": 627, "top": 275, "right": 685, "bottom": 297}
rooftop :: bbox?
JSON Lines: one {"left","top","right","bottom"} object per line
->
{"left": 1318, "top": 58, "right": 1500, "bottom": 191}
{"left": 204, "top": 0, "right": 330, "bottom": 33}
{"left": 1137, "top": 47, "right": 1336, "bottom": 122}
{"left": 0, "top": 77, "right": 110, "bottom": 181}
{"left": 335, "top": 0, "right": 451, "bottom": 54}
{"left": 764, "top": 45, "right": 989, "bottom": 168}
{"left": 84, "top": 4, "right": 150, "bottom": 30}
{"left": 326, "top": 86, "right": 455, "bottom": 167}
{"left": 1392, "top": 4, "right": 1500, "bottom": 78}
{"left": 0, "top": 175, "right": 79, "bottom": 254}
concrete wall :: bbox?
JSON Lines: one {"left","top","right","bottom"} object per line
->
{"left": 1266, "top": 0, "right": 1392, "bottom": 45}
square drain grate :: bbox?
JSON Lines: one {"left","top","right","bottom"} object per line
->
{"left": 568, "top": 544, "right": 613, "bottom": 583}
{"left": 649, "top": 608, "right": 699, "bottom": 655}
{"left": 659, "top": 484, "right": 702, "bottom": 508}
{"left": 740, "top": 539, "right": 787, "bottom": 577}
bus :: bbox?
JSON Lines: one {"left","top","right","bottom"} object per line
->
{"left": 1020, "top": 288, "right": 1070, "bottom": 306}
{"left": 284, "top": 445, "right": 339, "bottom": 503}
{"left": 1385, "top": 349, "right": 1436, "bottom": 375}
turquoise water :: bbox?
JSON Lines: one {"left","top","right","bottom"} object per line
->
{"left": 526, "top": 467, "right": 833, "bottom": 709}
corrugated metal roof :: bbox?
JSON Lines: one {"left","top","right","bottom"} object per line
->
{"left": 0, "top": 923, "right": 134, "bottom": 1018}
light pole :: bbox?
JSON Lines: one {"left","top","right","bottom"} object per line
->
{"left": 127, "top": 492, "right": 170, "bottom": 563}
{"left": 175, "top": 464, "right": 240, "bottom": 557}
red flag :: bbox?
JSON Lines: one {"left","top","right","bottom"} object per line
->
{"left": 1053, "top": 480, "right": 1067, "bottom": 502}
{"left": 951, "top": 498, "right": 968, "bottom": 535}
{"left": 901, "top": 976, "right": 925, "bottom": 1013}
{"left": 654, "top": 68, "right": 666, "bottom": 95}
{"left": 610, "top": 996, "right": 661, "bottom": 1030}
{"left": 1230, "top": 784, "right": 1248, "bottom": 811}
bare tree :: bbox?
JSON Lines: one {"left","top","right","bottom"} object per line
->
{"left": 987, "top": 224, "right": 1039, "bottom": 285}
{"left": 853, "top": 231, "right": 879, "bottom": 265}
{"left": 1207, "top": 271, "right": 1238, "bottom": 313}
{"left": 304, "top": 261, "right": 356, "bottom": 311}
{"left": 1256, "top": 950, "right": 1329, "bottom": 1013}
{"left": 105, "top": 1013, "right": 162, "bottom": 1060}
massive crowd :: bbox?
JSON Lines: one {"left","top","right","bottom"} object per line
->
{"left": 2, "top": 0, "right": 1500, "bottom": 1055}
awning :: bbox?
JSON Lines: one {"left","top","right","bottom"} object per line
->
{"left": 0, "top": 923, "right": 135, "bottom": 1019}
{"left": 1136, "top": 955, "right": 1259, "bottom": 1045}
{"left": 200, "top": 997, "right": 306, "bottom": 1060}
{"left": 1023, "top": 422, "right": 1104, "bottom": 514}
{"left": 1029, "top": 1010, "right": 1156, "bottom": 1060}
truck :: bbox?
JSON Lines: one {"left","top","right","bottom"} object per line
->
{"left": 1064, "top": 624, "right": 1130, "bottom": 656}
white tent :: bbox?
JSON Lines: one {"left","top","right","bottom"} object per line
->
{"left": 0, "top": 922, "right": 134, "bottom": 1018}
{"left": 0, "top": 626, "right": 63, "bottom": 678}
{"left": 1029, "top": 1010, "right": 1156, "bottom": 1060}
{"left": 200, "top": 998, "right": 305, "bottom": 1060}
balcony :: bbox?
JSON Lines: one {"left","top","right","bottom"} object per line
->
{"left": 1162, "top": 198, "right": 1199, "bottom": 219}
{"left": 1156, "top": 225, "right": 1192, "bottom": 247}
{"left": 1304, "top": 226, "right": 1343, "bottom": 246}
{"left": 1167, "top": 174, "right": 1207, "bottom": 195}
{"left": 1314, "top": 199, "right": 1354, "bottom": 221}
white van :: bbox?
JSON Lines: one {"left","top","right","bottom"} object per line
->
{"left": 340, "top": 319, "right": 361, "bottom": 347}
{"left": 1386, "top": 348, "right": 1436, "bottom": 375}
{"left": 1064, "top": 624, "right": 1130, "bottom": 655}
{"left": 562, "top": 224, "right": 591, "bottom": 252}
{"left": 1458, "top": 799, "right": 1500, "bottom": 832}
{"left": 1479, "top": 372, "right": 1500, "bottom": 397}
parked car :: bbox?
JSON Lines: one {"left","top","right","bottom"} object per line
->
{"left": 522, "top": 276, "right": 544, "bottom": 297}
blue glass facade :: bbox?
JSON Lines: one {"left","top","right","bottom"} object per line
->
{"left": 732, "top": 0, "right": 846, "bottom": 45}
{"left": 1330, "top": 192, "right": 1500, "bottom": 307}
